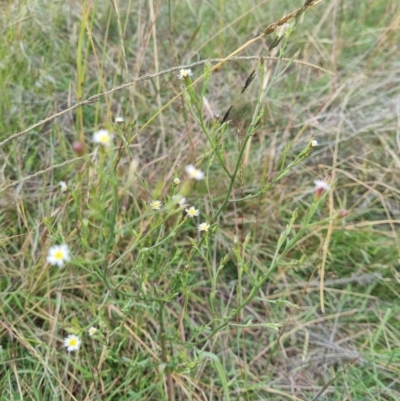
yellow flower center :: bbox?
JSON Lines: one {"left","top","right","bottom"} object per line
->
{"left": 68, "top": 338, "right": 77, "bottom": 346}
{"left": 54, "top": 250, "right": 64, "bottom": 260}
{"left": 152, "top": 201, "right": 161, "bottom": 209}
{"left": 99, "top": 134, "right": 109, "bottom": 143}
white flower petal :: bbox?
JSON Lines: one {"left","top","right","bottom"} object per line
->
{"left": 46, "top": 244, "right": 71, "bottom": 268}
{"left": 198, "top": 222, "right": 210, "bottom": 232}
{"left": 150, "top": 200, "right": 162, "bottom": 210}
{"left": 93, "top": 129, "right": 114, "bottom": 146}
{"left": 186, "top": 206, "right": 199, "bottom": 217}
{"left": 314, "top": 179, "right": 330, "bottom": 191}
{"left": 88, "top": 327, "right": 98, "bottom": 336}
{"left": 177, "top": 68, "right": 193, "bottom": 79}
{"left": 185, "top": 164, "right": 204, "bottom": 180}
{"left": 63, "top": 334, "right": 81, "bottom": 352}
{"left": 59, "top": 181, "right": 67, "bottom": 192}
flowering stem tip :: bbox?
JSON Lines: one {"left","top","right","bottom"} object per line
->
{"left": 178, "top": 68, "right": 193, "bottom": 80}
{"left": 314, "top": 179, "right": 330, "bottom": 198}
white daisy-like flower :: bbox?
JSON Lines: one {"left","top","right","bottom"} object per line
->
{"left": 198, "top": 222, "right": 210, "bottom": 232}
{"left": 59, "top": 181, "right": 67, "bottom": 192}
{"left": 150, "top": 200, "right": 162, "bottom": 210}
{"left": 177, "top": 68, "right": 192, "bottom": 80}
{"left": 46, "top": 244, "right": 71, "bottom": 268}
{"left": 88, "top": 327, "right": 98, "bottom": 336}
{"left": 311, "top": 139, "right": 318, "bottom": 147}
{"left": 63, "top": 334, "right": 81, "bottom": 352}
{"left": 186, "top": 206, "right": 199, "bottom": 218}
{"left": 185, "top": 164, "right": 204, "bottom": 180}
{"left": 93, "top": 129, "right": 114, "bottom": 147}
{"left": 172, "top": 195, "right": 187, "bottom": 207}
{"left": 174, "top": 177, "right": 180, "bottom": 185}
{"left": 114, "top": 117, "right": 124, "bottom": 124}
{"left": 314, "top": 179, "right": 330, "bottom": 191}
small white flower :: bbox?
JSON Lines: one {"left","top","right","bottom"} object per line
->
{"left": 59, "top": 181, "right": 67, "bottom": 192}
{"left": 46, "top": 244, "right": 71, "bottom": 268}
{"left": 177, "top": 68, "right": 192, "bottom": 80}
{"left": 174, "top": 177, "right": 180, "bottom": 185}
{"left": 198, "top": 222, "right": 210, "bottom": 232}
{"left": 186, "top": 206, "right": 199, "bottom": 218}
{"left": 311, "top": 140, "right": 318, "bottom": 147}
{"left": 314, "top": 179, "right": 330, "bottom": 191}
{"left": 88, "top": 327, "right": 98, "bottom": 336}
{"left": 63, "top": 334, "right": 81, "bottom": 352}
{"left": 185, "top": 164, "right": 204, "bottom": 180}
{"left": 150, "top": 200, "right": 162, "bottom": 210}
{"left": 93, "top": 129, "right": 114, "bottom": 147}
{"left": 172, "top": 195, "right": 187, "bottom": 207}
{"left": 114, "top": 117, "right": 124, "bottom": 124}
{"left": 279, "top": 23, "right": 290, "bottom": 36}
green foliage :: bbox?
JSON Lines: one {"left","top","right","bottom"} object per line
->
{"left": 1, "top": 1, "right": 400, "bottom": 400}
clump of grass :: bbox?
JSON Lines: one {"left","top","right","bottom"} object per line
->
{"left": 1, "top": 1, "right": 400, "bottom": 400}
